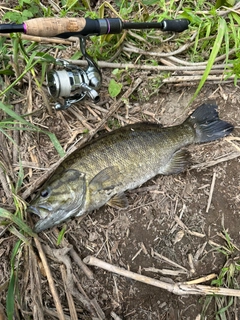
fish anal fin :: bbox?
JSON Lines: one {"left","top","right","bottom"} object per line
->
{"left": 89, "top": 166, "right": 121, "bottom": 192}
{"left": 107, "top": 193, "right": 128, "bottom": 209}
{"left": 163, "top": 149, "right": 191, "bottom": 175}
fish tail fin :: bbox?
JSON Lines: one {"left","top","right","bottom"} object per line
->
{"left": 186, "top": 103, "right": 234, "bottom": 143}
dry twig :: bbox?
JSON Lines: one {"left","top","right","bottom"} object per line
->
{"left": 84, "top": 256, "right": 240, "bottom": 297}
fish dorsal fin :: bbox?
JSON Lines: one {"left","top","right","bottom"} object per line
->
{"left": 162, "top": 149, "right": 191, "bottom": 175}
{"left": 89, "top": 166, "right": 122, "bottom": 192}
{"left": 107, "top": 193, "right": 128, "bottom": 208}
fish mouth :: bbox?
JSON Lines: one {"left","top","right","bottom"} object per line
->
{"left": 33, "top": 205, "right": 84, "bottom": 233}
{"left": 33, "top": 209, "right": 66, "bottom": 233}
{"left": 28, "top": 205, "right": 41, "bottom": 217}
{"left": 28, "top": 204, "right": 52, "bottom": 219}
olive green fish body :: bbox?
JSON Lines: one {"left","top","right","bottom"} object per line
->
{"left": 29, "top": 103, "right": 233, "bottom": 232}
{"left": 51, "top": 122, "right": 194, "bottom": 212}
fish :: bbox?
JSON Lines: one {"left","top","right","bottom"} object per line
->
{"left": 28, "top": 103, "right": 234, "bottom": 233}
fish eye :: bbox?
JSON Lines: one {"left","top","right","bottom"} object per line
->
{"left": 40, "top": 188, "right": 50, "bottom": 198}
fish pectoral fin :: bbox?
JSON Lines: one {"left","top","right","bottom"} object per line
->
{"left": 163, "top": 149, "right": 191, "bottom": 175}
{"left": 89, "top": 166, "right": 122, "bottom": 192}
{"left": 107, "top": 193, "right": 129, "bottom": 208}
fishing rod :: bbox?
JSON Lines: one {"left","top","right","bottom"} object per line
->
{"left": 0, "top": 17, "right": 190, "bottom": 110}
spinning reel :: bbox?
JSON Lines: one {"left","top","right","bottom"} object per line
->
{"left": 46, "top": 37, "right": 102, "bottom": 110}
{"left": 0, "top": 16, "right": 190, "bottom": 110}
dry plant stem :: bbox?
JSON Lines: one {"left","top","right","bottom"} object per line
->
{"left": 206, "top": 172, "right": 217, "bottom": 213}
{"left": 144, "top": 267, "right": 188, "bottom": 276}
{"left": 183, "top": 274, "right": 217, "bottom": 285}
{"left": 34, "top": 237, "right": 65, "bottom": 320}
{"left": 69, "top": 59, "right": 233, "bottom": 71}
{"left": 84, "top": 256, "right": 240, "bottom": 297}
{"left": 0, "top": 33, "right": 73, "bottom": 44}
{"left": 29, "top": 247, "right": 44, "bottom": 320}
{"left": 163, "top": 75, "right": 237, "bottom": 83}
{"left": 166, "top": 48, "right": 237, "bottom": 66}
{"left": 225, "top": 136, "right": 240, "bottom": 152}
{"left": 69, "top": 248, "right": 94, "bottom": 280}
{"left": 46, "top": 244, "right": 100, "bottom": 318}
{"left": 0, "top": 167, "right": 12, "bottom": 200}
{"left": 51, "top": 229, "right": 94, "bottom": 279}
{"left": 151, "top": 249, "right": 189, "bottom": 273}
{"left": 111, "top": 311, "right": 123, "bottom": 320}
{"left": 90, "top": 299, "right": 106, "bottom": 320}
{"left": 174, "top": 215, "right": 206, "bottom": 238}
{"left": 13, "top": 104, "right": 20, "bottom": 164}
{"left": 72, "top": 274, "right": 99, "bottom": 317}
{"left": 60, "top": 265, "right": 78, "bottom": 320}
{"left": 190, "top": 151, "right": 240, "bottom": 170}
{"left": 123, "top": 32, "right": 197, "bottom": 57}
{"left": 43, "top": 308, "right": 71, "bottom": 320}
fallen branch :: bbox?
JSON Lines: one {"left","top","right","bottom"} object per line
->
{"left": 83, "top": 256, "right": 240, "bottom": 297}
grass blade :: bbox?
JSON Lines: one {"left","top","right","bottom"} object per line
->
{"left": 190, "top": 17, "right": 227, "bottom": 103}
{"left": 0, "top": 102, "right": 65, "bottom": 157}
{"left": 0, "top": 208, "right": 36, "bottom": 237}
{"left": 6, "top": 240, "right": 22, "bottom": 320}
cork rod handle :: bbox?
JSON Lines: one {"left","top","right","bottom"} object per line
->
{"left": 24, "top": 17, "right": 86, "bottom": 37}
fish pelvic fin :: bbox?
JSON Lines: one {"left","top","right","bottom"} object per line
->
{"left": 162, "top": 149, "right": 191, "bottom": 175}
{"left": 186, "top": 103, "right": 234, "bottom": 143}
{"left": 107, "top": 193, "right": 129, "bottom": 209}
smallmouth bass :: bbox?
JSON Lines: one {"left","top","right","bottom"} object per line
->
{"left": 29, "top": 103, "right": 233, "bottom": 232}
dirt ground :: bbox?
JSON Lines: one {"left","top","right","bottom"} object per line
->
{"left": 1, "top": 73, "right": 240, "bottom": 319}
